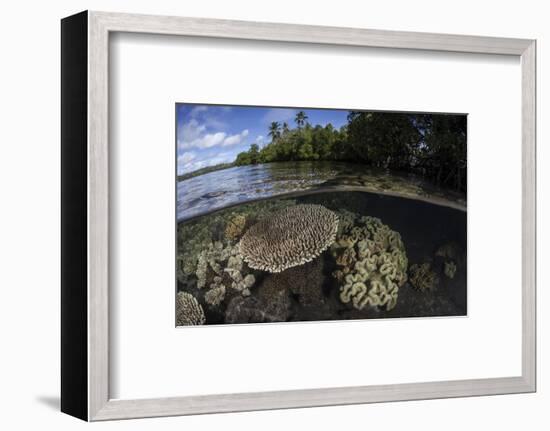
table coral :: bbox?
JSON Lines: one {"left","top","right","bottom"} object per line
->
{"left": 239, "top": 204, "right": 339, "bottom": 273}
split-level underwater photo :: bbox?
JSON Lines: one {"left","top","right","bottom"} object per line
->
{"left": 176, "top": 104, "right": 467, "bottom": 326}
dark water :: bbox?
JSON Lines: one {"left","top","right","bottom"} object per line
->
{"left": 177, "top": 162, "right": 466, "bottom": 221}
{"left": 176, "top": 190, "right": 467, "bottom": 325}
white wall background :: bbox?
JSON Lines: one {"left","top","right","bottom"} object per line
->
{"left": 0, "top": 0, "right": 546, "bottom": 429}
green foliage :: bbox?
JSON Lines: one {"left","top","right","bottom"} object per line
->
{"left": 295, "top": 111, "right": 308, "bottom": 128}
{"left": 231, "top": 111, "right": 467, "bottom": 193}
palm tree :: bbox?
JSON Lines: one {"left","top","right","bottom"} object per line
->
{"left": 295, "top": 111, "right": 308, "bottom": 128}
{"left": 282, "top": 122, "right": 290, "bottom": 134}
{"left": 268, "top": 121, "right": 281, "bottom": 142}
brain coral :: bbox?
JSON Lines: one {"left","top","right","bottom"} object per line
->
{"left": 176, "top": 292, "right": 206, "bottom": 326}
{"left": 331, "top": 214, "right": 408, "bottom": 311}
{"left": 238, "top": 204, "right": 339, "bottom": 273}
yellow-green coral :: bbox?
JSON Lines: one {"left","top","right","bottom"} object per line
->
{"left": 225, "top": 214, "right": 247, "bottom": 241}
{"left": 409, "top": 263, "right": 438, "bottom": 292}
{"left": 331, "top": 214, "right": 407, "bottom": 311}
{"left": 444, "top": 261, "right": 457, "bottom": 279}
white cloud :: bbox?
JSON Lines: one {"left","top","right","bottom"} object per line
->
{"left": 255, "top": 135, "right": 265, "bottom": 147}
{"left": 179, "top": 125, "right": 249, "bottom": 150}
{"left": 178, "top": 119, "right": 206, "bottom": 147}
{"left": 222, "top": 129, "right": 249, "bottom": 146}
{"left": 178, "top": 152, "right": 196, "bottom": 164}
{"left": 178, "top": 151, "right": 237, "bottom": 175}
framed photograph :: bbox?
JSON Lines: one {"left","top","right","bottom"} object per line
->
{"left": 61, "top": 11, "right": 536, "bottom": 421}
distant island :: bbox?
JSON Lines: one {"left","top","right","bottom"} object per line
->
{"left": 177, "top": 163, "right": 235, "bottom": 181}
{"left": 178, "top": 110, "right": 467, "bottom": 193}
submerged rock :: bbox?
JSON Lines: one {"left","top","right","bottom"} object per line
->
{"left": 259, "top": 259, "right": 326, "bottom": 308}
{"left": 224, "top": 295, "right": 289, "bottom": 324}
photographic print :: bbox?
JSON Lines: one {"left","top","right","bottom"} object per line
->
{"left": 176, "top": 104, "right": 466, "bottom": 326}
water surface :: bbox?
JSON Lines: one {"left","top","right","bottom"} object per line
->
{"left": 177, "top": 161, "right": 466, "bottom": 221}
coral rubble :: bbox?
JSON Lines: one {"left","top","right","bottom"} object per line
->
{"left": 238, "top": 204, "right": 339, "bottom": 273}
{"left": 331, "top": 213, "right": 408, "bottom": 311}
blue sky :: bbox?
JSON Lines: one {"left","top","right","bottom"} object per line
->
{"left": 176, "top": 104, "right": 349, "bottom": 175}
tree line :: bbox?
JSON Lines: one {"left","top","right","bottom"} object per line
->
{"left": 234, "top": 110, "right": 467, "bottom": 193}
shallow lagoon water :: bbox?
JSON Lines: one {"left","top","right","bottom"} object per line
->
{"left": 176, "top": 189, "right": 467, "bottom": 325}
{"left": 177, "top": 162, "right": 466, "bottom": 222}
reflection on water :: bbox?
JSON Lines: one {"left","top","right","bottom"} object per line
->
{"left": 177, "top": 161, "right": 466, "bottom": 221}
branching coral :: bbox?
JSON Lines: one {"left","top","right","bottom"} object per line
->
{"left": 238, "top": 204, "right": 339, "bottom": 273}
{"left": 331, "top": 214, "right": 407, "bottom": 311}
{"left": 409, "top": 263, "right": 438, "bottom": 292}
{"left": 196, "top": 241, "right": 255, "bottom": 302}
{"left": 196, "top": 241, "right": 231, "bottom": 289}
{"left": 205, "top": 276, "right": 226, "bottom": 306}
{"left": 176, "top": 292, "right": 206, "bottom": 326}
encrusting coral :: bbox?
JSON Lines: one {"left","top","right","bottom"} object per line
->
{"left": 331, "top": 213, "right": 408, "bottom": 311}
{"left": 238, "top": 204, "right": 339, "bottom": 273}
{"left": 409, "top": 262, "right": 438, "bottom": 292}
{"left": 176, "top": 292, "right": 206, "bottom": 326}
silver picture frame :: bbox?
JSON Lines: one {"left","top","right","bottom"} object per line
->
{"left": 61, "top": 10, "right": 536, "bottom": 421}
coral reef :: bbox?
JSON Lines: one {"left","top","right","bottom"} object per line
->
{"left": 176, "top": 292, "right": 206, "bottom": 326}
{"left": 409, "top": 263, "right": 438, "bottom": 292}
{"left": 196, "top": 241, "right": 231, "bottom": 289}
{"left": 444, "top": 261, "right": 457, "bottom": 279}
{"left": 331, "top": 213, "right": 408, "bottom": 311}
{"left": 176, "top": 199, "right": 297, "bottom": 285}
{"left": 195, "top": 241, "right": 255, "bottom": 306}
{"left": 224, "top": 214, "right": 247, "bottom": 241}
{"left": 205, "top": 276, "right": 226, "bottom": 306}
{"left": 238, "top": 204, "right": 339, "bottom": 273}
